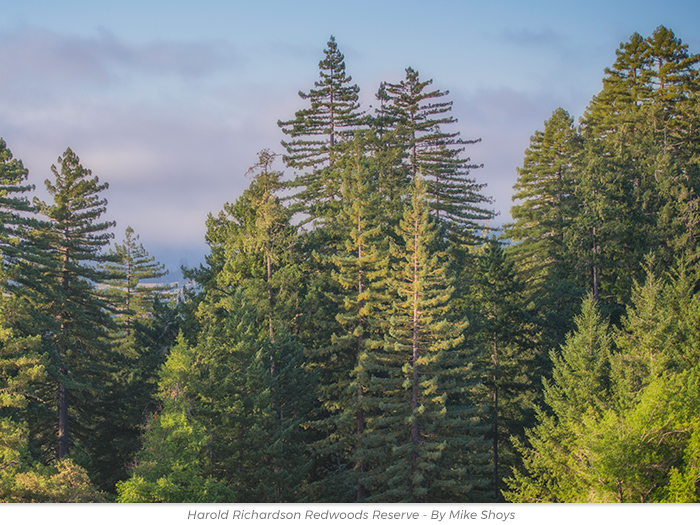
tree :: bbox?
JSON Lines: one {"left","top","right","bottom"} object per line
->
{"left": 588, "top": 263, "right": 700, "bottom": 502}
{"left": 506, "top": 295, "right": 613, "bottom": 502}
{"left": 278, "top": 36, "right": 365, "bottom": 220}
{"left": 310, "top": 138, "right": 392, "bottom": 501}
{"left": 34, "top": 148, "right": 116, "bottom": 463}
{"left": 88, "top": 227, "right": 175, "bottom": 491}
{"left": 573, "top": 26, "right": 700, "bottom": 309}
{"left": 360, "top": 176, "right": 489, "bottom": 502}
{"left": 0, "top": 260, "right": 106, "bottom": 503}
{"left": 116, "top": 334, "right": 236, "bottom": 503}
{"left": 505, "top": 108, "right": 582, "bottom": 346}
{"left": 374, "top": 67, "right": 493, "bottom": 242}
{"left": 0, "top": 139, "right": 38, "bottom": 276}
{"left": 203, "top": 150, "right": 301, "bottom": 338}
{"left": 103, "top": 226, "right": 173, "bottom": 353}
{"left": 508, "top": 261, "right": 700, "bottom": 502}
{"left": 464, "top": 239, "right": 537, "bottom": 501}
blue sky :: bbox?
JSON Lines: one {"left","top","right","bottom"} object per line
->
{"left": 1, "top": 1, "right": 699, "bottom": 278}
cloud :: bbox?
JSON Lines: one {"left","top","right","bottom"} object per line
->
{"left": 450, "top": 87, "right": 571, "bottom": 225}
{"left": 0, "top": 28, "right": 285, "bottom": 268}
{"left": 0, "top": 26, "right": 238, "bottom": 99}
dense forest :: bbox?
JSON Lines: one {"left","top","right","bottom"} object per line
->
{"left": 1, "top": 26, "right": 699, "bottom": 503}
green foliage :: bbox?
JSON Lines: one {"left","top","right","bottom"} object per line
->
{"left": 508, "top": 263, "right": 700, "bottom": 502}
{"left": 88, "top": 227, "right": 176, "bottom": 491}
{"left": 203, "top": 150, "right": 301, "bottom": 336}
{"left": 307, "top": 137, "right": 392, "bottom": 501}
{"left": 5, "top": 29, "right": 700, "bottom": 505}
{"left": 116, "top": 333, "right": 236, "bottom": 503}
{"left": 0, "top": 138, "right": 40, "bottom": 288}
{"left": 34, "top": 147, "right": 117, "bottom": 462}
{"left": 574, "top": 26, "right": 700, "bottom": 308}
{"left": 505, "top": 294, "right": 613, "bottom": 502}
{"left": 505, "top": 107, "right": 582, "bottom": 347}
{"left": 2, "top": 459, "right": 106, "bottom": 502}
{"left": 119, "top": 286, "right": 315, "bottom": 502}
{"left": 464, "top": 239, "right": 538, "bottom": 500}
{"left": 278, "top": 36, "right": 365, "bottom": 221}
{"left": 103, "top": 226, "right": 174, "bottom": 354}
{"left": 359, "top": 176, "right": 489, "bottom": 502}
{"left": 375, "top": 67, "right": 493, "bottom": 243}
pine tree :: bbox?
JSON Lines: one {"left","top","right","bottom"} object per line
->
{"left": 103, "top": 226, "right": 173, "bottom": 353}
{"left": 361, "top": 176, "right": 489, "bottom": 502}
{"left": 278, "top": 36, "right": 365, "bottom": 220}
{"left": 505, "top": 108, "right": 582, "bottom": 346}
{"left": 374, "top": 67, "right": 493, "bottom": 242}
{"left": 34, "top": 148, "right": 116, "bottom": 463}
{"left": 464, "top": 239, "right": 537, "bottom": 501}
{"left": 573, "top": 26, "right": 700, "bottom": 308}
{"left": 506, "top": 295, "right": 613, "bottom": 502}
{"left": 203, "top": 150, "right": 301, "bottom": 337}
{"left": 0, "top": 139, "right": 49, "bottom": 305}
{"left": 311, "top": 139, "right": 391, "bottom": 501}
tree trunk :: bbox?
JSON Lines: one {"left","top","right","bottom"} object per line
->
{"left": 410, "top": 223, "right": 421, "bottom": 502}
{"left": 492, "top": 338, "right": 499, "bottom": 501}
{"left": 57, "top": 373, "right": 69, "bottom": 459}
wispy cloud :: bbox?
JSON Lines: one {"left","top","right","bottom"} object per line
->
{"left": 0, "top": 27, "right": 238, "bottom": 98}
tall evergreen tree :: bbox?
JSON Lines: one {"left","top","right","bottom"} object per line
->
{"left": 374, "top": 67, "right": 493, "bottom": 242}
{"left": 34, "top": 148, "right": 116, "bottom": 463}
{"left": 310, "top": 139, "right": 391, "bottom": 501}
{"left": 360, "top": 176, "right": 489, "bottom": 502}
{"left": 506, "top": 295, "right": 613, "bottom": 502}
{"left": 505, "top": 108, "right": 582, "bottom": 344}
{"left": 278, "top": 36, "right": 365, "bottom": 220}
{"left": 573, "top": 26, "right": 700, "bottom": 308}
{"left": 0, "top": 139, "right": 49, "bottom": 304}
{"left": 87, "top": 226, "right": 176, "bottom": 491}
{"left": 103, "top": 226, "right": 173, "bottom": 353}
{"left": 464, "top": 239, "right": 537, "bottom": 501}
{"left": 0, "top": 139, "right": 36, "bottom": 271}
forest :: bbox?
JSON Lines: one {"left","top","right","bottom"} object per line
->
{"left": 1, "top": 25, "right": 699, "bottom": 503}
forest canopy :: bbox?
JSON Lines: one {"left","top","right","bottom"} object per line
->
{"left": 1, "top": 26, "right": 699, "bottom": 503}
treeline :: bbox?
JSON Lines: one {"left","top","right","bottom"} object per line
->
{"left": 1, "top": 27, "right": 699, "bottom": 503}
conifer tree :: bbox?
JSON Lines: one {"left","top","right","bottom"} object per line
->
{"left": 88, "top": 227, "right": 176, "bottom": 491}
{"left": 0, "top": 139, "right": 49, "bottom": 306}
{"left": 103, "top": 226, "right": 173, "bottom": 352}
{"left": 0, "top": 139, "right": 37, "bottom": 273}
{"left": 506, "top": 295, "right": 613, "bottom": 502}
{"left": 374, "top": 67, "right": 493, "bottom": 242}
{"left": 573, "top": 26, "right": 700, "bottom": 308}
{"left": 0, "top": 281, "right": 46, "bottom": 477}
{"left": 203, "top": 150, "right": 301, "bottom": 337}
{"left": 314, "top": 139, "right": 391, "bottom": 501}
{"left": 588, "top": 263, "right": 700, "bottom": 502}
{"left": 34, "top": 148, "right": 116, "bottom": 462}
{"left": 178, "top": 291, "right": 312, "bottom": 502}
{"left": 505, "top": 108, "right": 582, "bottom": 346}
{"left": 464, "top": 239, "right": 537, "bottom": 501}
{"left": 278, "top": 36, "right": 364, "bottom": 220}
{"left": 361, "top": 176, "right": 489, "bottom": 502}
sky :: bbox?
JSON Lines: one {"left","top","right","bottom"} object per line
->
{"left": 1, "top": 0, "right": 699, "bottom": 280}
